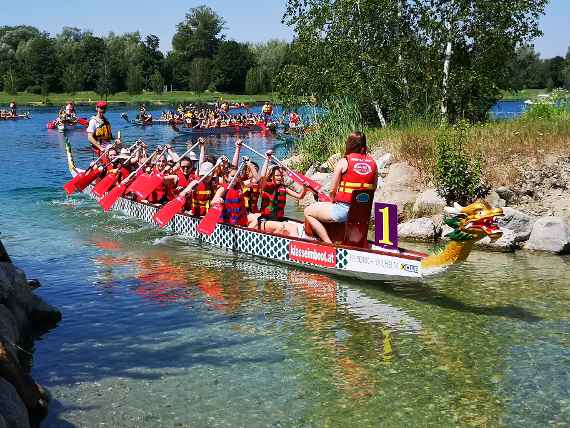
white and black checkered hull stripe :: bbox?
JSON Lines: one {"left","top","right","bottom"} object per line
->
{"left": 83, "top": 186, "right": 423, "bottom": 281}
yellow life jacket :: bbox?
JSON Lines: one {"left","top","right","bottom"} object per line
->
{"left": 92, "top": 116, "right": 113, "bottom": 142}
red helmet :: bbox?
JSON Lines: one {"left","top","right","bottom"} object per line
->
{"left": 96, "top": 101, "right": 108, "bottom": 108}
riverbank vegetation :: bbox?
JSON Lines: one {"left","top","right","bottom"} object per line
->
{"left": 0, "top": 90, "right": 274, "bottom": 106}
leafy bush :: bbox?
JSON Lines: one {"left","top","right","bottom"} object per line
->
{"left": 434, "top": 121, "right": 484, "bottom": 205}
{"left": 150, "top": 70, "right": 164, "bottom": 94}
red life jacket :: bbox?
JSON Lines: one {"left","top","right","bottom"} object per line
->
{"left": 175, "top": 169, "right": 195, "bottom": 188}
{"left": 147, "top": 167, "right": 167, "bottom": 203}
{"left": 335, "top": 153, "right": 377, "bottom": 204}
{"left": 260, "top": 181, "right": 287, "bottom": 218}
{"left": 243, "top": 183, "right": 260, "bottom": 213}
{"left": 222, "top": 185, "right": 248, "bottom": 226}
{"left": 191, "top": 181, "right": 212, "bottom": 216}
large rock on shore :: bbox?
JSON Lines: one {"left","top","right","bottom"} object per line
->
{"left": 0, "top": 240, "right": 61, "bottom": 428}
{"left": 413, "top": 188, "right": 446, "bottom": 217}
{"left": 497, "top": 207, "right": 536, "bottom": 243}
{"left": 373, "top": 162, "right": 421, "bottom": 218}
{"left": 397, "top": 218, "right": 441, "bottom": 242}
{"left": 474, "top": 228, "right": 517, "bottom": 252}
{"left": 523, "top": 217, "right": 570, "bottom": 254}
{"left": 0, "top": 379, "right": 29, "bottom": 428}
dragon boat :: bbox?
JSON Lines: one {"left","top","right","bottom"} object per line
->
{"left": 171, "top": 123, "right": 265, "bottom": 135}
{"left": 0, "top": 112, "right": 31, "bottom": 120}
{"left": 64, "top": 140, "right": 504, "bottom": 282}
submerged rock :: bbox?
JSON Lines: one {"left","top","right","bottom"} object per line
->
{"left": 523, "top": 217, "right": 570, "bottom": 254}
{"left": 397, "top": 218, "right": 440, "bottom": 242}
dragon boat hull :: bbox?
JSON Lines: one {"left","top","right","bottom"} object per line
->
{"left": 174, "top": 124, "right": 263, "bottom": 135}
{"left": 78, "top": 181, "right": 425, "bottom": 281}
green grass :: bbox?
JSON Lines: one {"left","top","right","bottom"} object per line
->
{"left": 501, "top": 88, "right": 548, "bottom": 100}
{"left": 0, "top": 90, "right": 277, "bottom": 106}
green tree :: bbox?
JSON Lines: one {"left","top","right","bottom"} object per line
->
{"left": 212, "top": 41, "right": 254, "bottom": 93}
{"left": 172, "top": 6, "right": 225, "bottom": 60}
{"left": 245, "top": 67, "right": 270, "bottom": 94}
{"left": 250, "top": 40, "right": 290, "bottom": 91}
{"left": 150, "top": 70, "right": 164, "bottom": 94}
{"left": 97, "top": 61, "right": 113, "bottom": 98}
{"left": 3, "top": 68, "right": 18, "bottom": 94}
{"left": 126, "top": 64, "right": 144, "bottom": 94}
{"left": 15, "top": 35, "right": 60, "bottom": 92}
{"left": 188, "top": 57, "right": 212, "bottom": 93}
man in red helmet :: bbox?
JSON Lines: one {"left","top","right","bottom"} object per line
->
{"left": 87, "top": 101, "right": 113, "bottom": 155}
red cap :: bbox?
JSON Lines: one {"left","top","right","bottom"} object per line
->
{"left": 96, "top": 101, "right": 108, "bottom": 108}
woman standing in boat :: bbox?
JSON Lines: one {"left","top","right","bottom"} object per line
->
{"left": 87, "top": 101, "right": 113, "bottom": 155}
{"left": 9, "top": 100, "right": 16, "bottom": 117}
{"left": 304, "top": 132, "right": 378, "bottom": 243}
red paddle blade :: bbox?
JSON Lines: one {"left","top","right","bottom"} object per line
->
{"left": 76, "top": 168, "right": 102, "bottom": 191}
{"left": 286, "top": 170, "right": 322, "bottom": 191}
{"left": 63, "top": 173, "right": 84, "bottom": 195}
{"left": 126, "top": 173, "right": 150, "bottom": 196}
{"left": 197, "top": 203, "right": 223, "bottom": 235}
{"left": 77, "top": 118, "right": 89, "bottom": 126}
{"left": 136, "top": 173, "right": 164, "bottom": 201}
{"left": 92, "top": 173, "right": 117, "bottom": 197}
{"left": 318, "top": 193, "right": 332, "bottom": 202}
{"left": 99, "top": 184, "right": 126, "bottom": 211}
{"left": 153, "top": 196, "right": 185, "bottom": 228}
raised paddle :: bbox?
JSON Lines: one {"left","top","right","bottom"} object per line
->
{"left": 63, "top": 140, "right": 120, "bottom": 195}
{"left": 241, "top": 142, "right": 332, "bottom": 202}
{"left": 134, "top": 141, "right": 202, "bottom": 201}
{"left": 196, "top": 159, "right": 248, "bottom": 236}
{"left": 99, "top": 147, "right": 166, "bottom": 211}
{"left": 77, "top": 118, "right": 89, "bottom": 127}
{"left": 153, "top": 159, "right": 223, "bottom": 228}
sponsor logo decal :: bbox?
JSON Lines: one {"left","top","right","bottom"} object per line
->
{"left": 353, "top": 162, "right": 372, "bottom": 175}
{"left": 289, "top": 241, "right": 336, "bottom": 268}
{"left": 400, "top": 263, "right": 419, "bottom": 274}
{"left": 356, "top": 193, "right": 370, "bottom": 203}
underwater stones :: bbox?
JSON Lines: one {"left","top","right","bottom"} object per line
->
{"left": 523, "top": 217, "right": 570, "bottom": 254}
{"left": 397, "top": 218, "right": 440, "bottom": 242}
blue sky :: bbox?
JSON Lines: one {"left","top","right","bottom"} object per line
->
{"left": 2, "top": 0, "right": 568, "bottom": 58}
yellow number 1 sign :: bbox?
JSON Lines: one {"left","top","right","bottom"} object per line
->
{"left": 374, "top": 203, "right": 398, "bottom": 250}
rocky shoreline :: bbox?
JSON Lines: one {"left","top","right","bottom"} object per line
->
{"left": 289, "top": 150, "right": 570, "bottom": 255}
{"left": 0, "top": 239, "right": 61, "bottom": 428}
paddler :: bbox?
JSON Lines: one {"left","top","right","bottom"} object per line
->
{"left": 138, "top": 104, "right": 152, "bottom": 124}
{"left": 187, "top": 161, "right": 216, "bottom": 216}
{"left": 303, "top": 131, "right": 378, "bottom": 243}
{"left": 250, "top": 150, "right": 306, "bottom": 223}
{"left": 289, "top": 111, "right": 300, "bottom": 128}
{"left": 9, "top": 100, "right": 16, "bottom": 117}
{"left": 87, "top": 101, "right": 113, "bottom": 155}
{"left": 262, "top": 101, "right": 273, "bottom": 117}
{"left": 232, "top": 139, "right": 260, "bottom": 213}
{"left": 210, "top": 164, "right": 251, "bottom": 226}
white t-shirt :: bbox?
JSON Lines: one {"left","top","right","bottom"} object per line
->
{"left": 87, "top": 116, "right": 103, "bottom": 134}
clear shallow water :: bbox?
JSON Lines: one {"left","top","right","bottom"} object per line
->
{"left": 1, "top": 108, "right": 570, "bottom": 427}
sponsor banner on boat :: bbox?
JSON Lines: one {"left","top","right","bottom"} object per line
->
{"left": 288, "top": 241, "right": 336, "bottom": 268}
{"left": 344, "top": 250, "right": 422, "bottom": 278}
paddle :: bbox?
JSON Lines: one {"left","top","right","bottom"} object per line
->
{"left": 153, "top": 159, "right": 223, "bottom": 228}
{"left": 134, "top": 141, "right": 201, "bottom": 201}
{"left": 99, "top": 147, "right": 166, "bottom": 211}
{"left": 196, "top": 159, "right": 247, "bottom": 236}
{"left": 241, "top": 142, "right": 331, "bottom": 202}
{"left": 63, "top": 140, "right": 119, "bottom": 195}
{"left": 92, "top": 145, "right": 142, "bottom": 197}
{"left": 77, "top": 118, "right": 89, "bottom": 127}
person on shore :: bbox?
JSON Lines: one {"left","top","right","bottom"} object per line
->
{"left": 87, "top": 101, "right": 113, "bottom": 155}
{"left": 303, "top": 131, "right": 378, "bottom": 243}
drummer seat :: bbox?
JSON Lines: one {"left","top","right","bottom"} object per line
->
{"left": 304, "top": 189, "right": 375, "bottom": 248}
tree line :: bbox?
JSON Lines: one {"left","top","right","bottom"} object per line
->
{"left": 0, "top": 6, "right": 292, "bottom": 97}
{"left": 276, "top": 0, "right": 558, "bottom": 126}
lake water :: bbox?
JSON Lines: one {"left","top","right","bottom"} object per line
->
{"left": 1, "top": 106, "right": 569, "bottom": 427}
